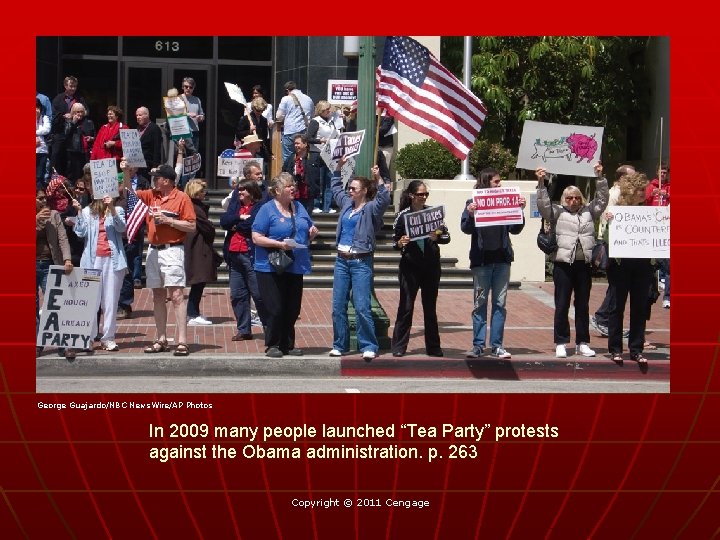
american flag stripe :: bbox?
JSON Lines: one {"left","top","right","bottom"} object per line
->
{"left": 376, "top": 36, "right": 487, "bottom": 160}
{"left": 125, "top": 195, "right": 148, "bottom": 243}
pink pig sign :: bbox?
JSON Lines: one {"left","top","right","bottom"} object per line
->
{"left": 516, "top": 120, "right": 604, "bottom": 176}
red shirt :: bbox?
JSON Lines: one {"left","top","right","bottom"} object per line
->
{"left": 229, "top": 204, "right": 252, "bottom": 252}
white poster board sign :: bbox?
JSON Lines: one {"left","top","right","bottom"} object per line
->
{"left": 320, "top": 142, "right": 356, "bottom": 185}
{"left": 36, "top": 266, "right": 102, "bottom": 350}
{"left": 327, "top": 79, "right": 358, "bottom": 104}
{"left": 516, "top": 120, "right": 604, "bottom": 177}
{"left": 331, "top": 130, "right": 365, "bottom": 160}
{"left": 607, "top": 205, "right": 670, "bottom": 258}
{"left": 403, "top": 205, "right": 446, "bottom": 241}
{"left": 472, "top": 187, "right": 524, "bottom": 227}
{"left": 90, "top": 158, "right": 119, "bottom": 199}
{"left": 119, "top": 129, "right": 146, "bottom": 168}
{"left": 217, "top": 157, "right": 264, "bottom": 178}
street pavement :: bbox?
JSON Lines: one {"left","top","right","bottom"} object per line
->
{"left": 36, "top": 282, "right": 670, "bottom": 393}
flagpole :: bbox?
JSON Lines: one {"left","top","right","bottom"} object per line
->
{"left": 373, "top": 109, "right": 381, "bottom": 167}
{"left": 658, "top": 116, "right": 664, "bottom": 192}
{"left": 454, "top": 36, "right": 476, "bottom": 181}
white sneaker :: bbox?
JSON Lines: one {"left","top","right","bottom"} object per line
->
{"left": 250, "top": 315, "right": 262, "bottom": 327}
{"left": 663, "top": 299, "right": 670, "bottom": 309}
{"left": 362, "top": 350, "right": 376, "bottom": 361}
{"left": 188, "top": 316, "right": 212, "bottom": 326}
{"left": 327, "top": 209, "right": 337, "bottom": 214}
{"left": 491, "top": 347, "right": 511, "bottom": 359}
{"left": 555, "top": 344, "right": 567, "bottom": 358}
{"left": 329, "top": 349, "right": 342, "bottom": 357}
{"left": 576, "top": 343, "right": 595, "bottom": 357}
{"left": 658, "top": 281, "right": 665, "bottom": 291}
{"left": 101, "top": 340, "right": 119, "bottom": 351}
{"left": 312, "top": 208, "right": 322, "bottom": 214}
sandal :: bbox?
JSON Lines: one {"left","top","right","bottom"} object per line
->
{"left": 632, "top": 354, "right": 648, "bottom": 364}
{"left": 173, "top": 343, "right": 190, "bottom": 356}
{"left": 611, "top": 353, "right": 623, "bottom": 365}
{"left": 144, "top": 339, "right": 168, "bottom": 353}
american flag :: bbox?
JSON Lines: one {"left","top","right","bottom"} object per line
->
{"left": 125, "top": 188, "right": 148, "bottom": 243}
{"left": 377, "top": 36, "right": 487, "bottom": 160}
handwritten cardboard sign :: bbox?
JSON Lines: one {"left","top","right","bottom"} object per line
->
{"left": 166, "top": 115, "right": 191, "bottom": 140}
{"left": 472, "top": 187, "right": 523, "bottom": 227}
{"left": 36, "top": 266, "right": 101, "bottom": 350}
{"left": 607, "top": 205, "right": 670, "bottom": 258}
{"left": 89, "top": 158, "right": 119, "bottom": 199}
{"left": 183, "top": 153, "right": 202, "bottom": 176}
{"left": 119, "top": 129, "right": 146, "bottom": 168}
{"left": 403, "top": 205, "right": 446, "bottom": 241}
{"left": 217, "top": 157, "right": 264, "bottom": 178}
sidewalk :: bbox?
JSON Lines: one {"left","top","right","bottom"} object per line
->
{"left": 37, "top": 282, "right": 670, "bottom": 383}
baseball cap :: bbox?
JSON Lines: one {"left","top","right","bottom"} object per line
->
{"left": 149, "top": 164, "right": 177, "bottom": 182}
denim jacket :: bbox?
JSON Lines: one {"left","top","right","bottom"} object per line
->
{"left": 73, "top": 206, "right": 128, "bottom": 272}
{"left": 331, "top": 171, "right": 390, "bottom": 253}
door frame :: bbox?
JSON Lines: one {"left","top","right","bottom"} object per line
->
{"left": 122, "top": 61, "right": 216, "bottom": 182}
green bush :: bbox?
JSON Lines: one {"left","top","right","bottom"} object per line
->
{"left": 395, "top": 138, "right": 516, "bottom": 179}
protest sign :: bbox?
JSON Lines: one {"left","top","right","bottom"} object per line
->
{"left": 217, "top": 156, "right": 264, "bottom": 178}
{"left": 331, "top": 130, "right": 365, "bottom": 160}
{"left": 119, "top": 129, "right": 146, "bottom": 168}
{"left": 327, "top": 79, "right": 358, "bottom": 104}
{"left": 36, "top": 266, "right": 101, "bottom": 350}
{"left": 320, "top": 142, "right": 356, "bottom": 185}
{"left": 90, "top": 158, "right": 119, "bottom": 198}
{"left": 472, "top": 187, "right": 524, "bottom": 227}
{"left": 607, "top": 205, "right": 670, "bottom": 258}
{"left": 403, "top": 205, "right": 446, "bottom": 241}
{"left": 516, "top": 120, "right": 604, "bottom": 177}
{"left": 166, "top": 115, "right": 191, "bottom": 140}
{"left": 183, "top": 153, "right": 202, "bottom": 176}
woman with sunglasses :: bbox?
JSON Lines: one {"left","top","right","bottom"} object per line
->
{"left": 535, "top": 163, "right": 608, "bottom": 358}
{"left": 328, "top": 158, "right": 391, "bottom": 361}
{"left": 390, "top": 181, "right": 450, "bottom": 357}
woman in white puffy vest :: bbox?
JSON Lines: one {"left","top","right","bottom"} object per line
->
{"left": 536, "top": 163, "right": 608, "bottom": 358}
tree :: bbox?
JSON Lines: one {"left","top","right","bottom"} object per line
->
{"left": 440, "top": 36, "right": 651, "bottom": 164}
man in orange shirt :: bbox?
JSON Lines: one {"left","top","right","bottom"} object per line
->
{"left": 122, "top": 162, "right": 196, "bottom": 356}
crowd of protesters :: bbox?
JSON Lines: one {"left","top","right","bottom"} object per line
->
{"left": 36, "top": 76, "right": 668, "bottom": 367}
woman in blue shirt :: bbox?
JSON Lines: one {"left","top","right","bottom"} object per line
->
{"left": 252, "top": 173, "right": 318, "bottom": 358}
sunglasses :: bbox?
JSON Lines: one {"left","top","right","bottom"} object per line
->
{"left": 237, "top": 187, "right": 247, "bottom": 192}
{"left": 413, "top": 192, "right": 430, "bottom": 198}
{"left": 75, "top": 187, "right": 86, "bottom": 191}
{"left": 348, "top": 186, "right": 362, "bottom": 192}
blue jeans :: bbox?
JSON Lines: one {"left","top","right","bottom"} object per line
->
{"left": 470, "top": 263, "right": 510, "bottom": 350}
{"left": 281, "top": 132, "right": 303, "bottom": 163}
{"left": 228, "top": 251, "right": 266, "bottom": 334}
{"left": 118, "top": 235, "right": 144, "bottom": 309}
{"left": 313, "top": 165, "right": 333, "bottom": 212}
{"left": 332, "top": 255, "right": 377, "bottom": 353}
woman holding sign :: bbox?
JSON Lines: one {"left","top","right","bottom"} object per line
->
{"left": 391, "top": 181, "right": 450, "bottom": 357}
{"left": 604, "top": 172, "right": 653, "bottom": 367}
{"left": 536, "top": 163, "right": 608, "bottom": 359}
{"left": 328, "top": 158, "right": 390, "bottom": 361}
{"left": 460, "top": 168, "right": 526, "bottom": 359}
{"left": 72, "top": 194, "right": 127, "bottom": 353}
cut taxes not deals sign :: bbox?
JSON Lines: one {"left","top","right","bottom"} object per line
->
{"left": 403, "top": 206, "right": 446, "bottom": 241}
{"left": 472, "top": 187, "right": 524, "bottom": 227}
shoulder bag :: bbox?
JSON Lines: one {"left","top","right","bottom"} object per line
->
{"left": 267, "top": 204, "right": 297, "bottom": 274}
{"left": 537, "top": 217, "right": 558, "bottom": 255}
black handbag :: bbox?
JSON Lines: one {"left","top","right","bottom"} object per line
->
{"left": 591, "top": 240, "right": 609, "bottom": 271}
{"left": 267, "top": 203, "right": 297, "bottom": 274}
{"left": 537, "top": 218, "right": 558, "bottom": 255}
{"left": 267, "top": 249, "right": 294, "bottom": 273}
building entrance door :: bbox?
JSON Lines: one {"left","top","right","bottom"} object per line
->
{"left": 124, "top": 62, "right": 215, "bottom": 181}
